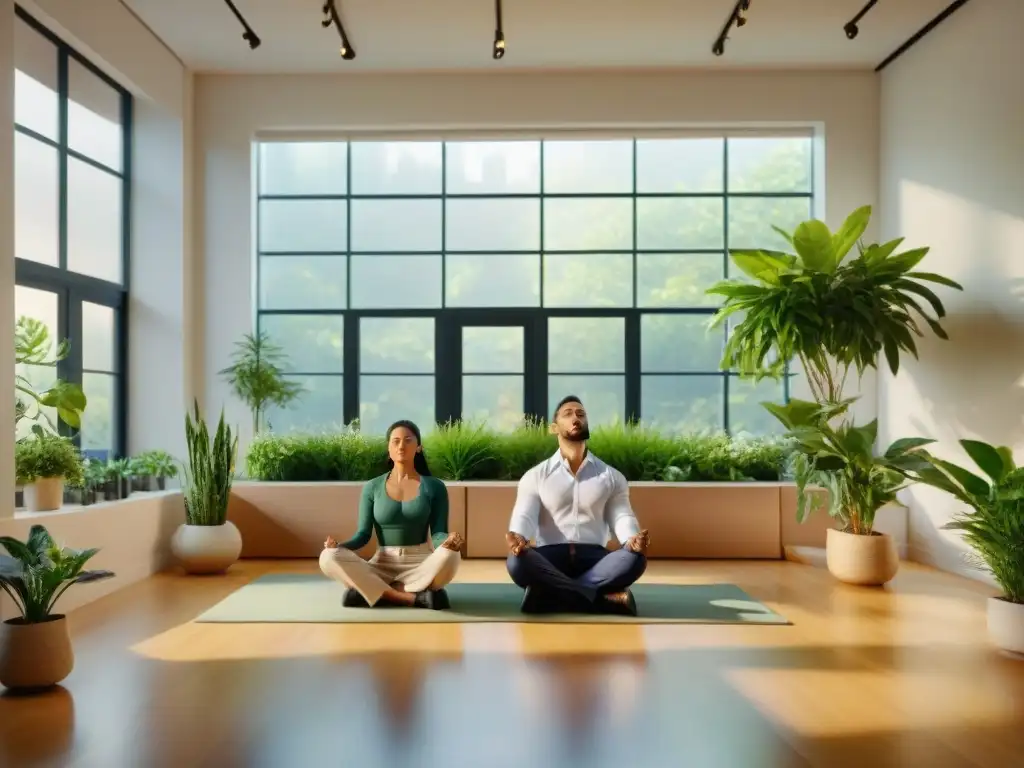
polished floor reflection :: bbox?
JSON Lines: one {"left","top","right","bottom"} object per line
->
{"left": 1, "top": 559, "right": 1022, "bottom": 768}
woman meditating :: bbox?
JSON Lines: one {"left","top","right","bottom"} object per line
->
{"left": 319, "top": 420, "right": 463, "bottom": 610}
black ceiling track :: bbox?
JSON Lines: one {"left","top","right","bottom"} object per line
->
{"left": 875, "top": 0, "right": 973, "bottom": 71}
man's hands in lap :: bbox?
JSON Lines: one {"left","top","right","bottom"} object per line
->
{"left": 506, "top": 532, "right": 529, "bottom": 556}
{"left": 625, "top": 529, "right": 650, "bottom": 555}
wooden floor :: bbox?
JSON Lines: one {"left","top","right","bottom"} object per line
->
{"left": 1, "top": 558, "right": 1023, "bottom": 768}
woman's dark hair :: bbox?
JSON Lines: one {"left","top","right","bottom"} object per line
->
{"left": 385, "top": 420, "right": 432, "bottom": 476}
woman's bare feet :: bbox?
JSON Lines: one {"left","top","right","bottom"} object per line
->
{"left": 380, "top": 586, "right": 416, "bottom": 606}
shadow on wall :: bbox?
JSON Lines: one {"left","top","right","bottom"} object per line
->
{"left": 907, "top": 308, "right": 1024, "bottom": 449}
{"left": 899, "top": 304, "right": 1024, "bottom": 580}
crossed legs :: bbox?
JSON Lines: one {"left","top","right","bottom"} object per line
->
{"left": 506, "top": 544, "right": 647, "bottom": 613}
{"left": 320, "top": 546, "right": 461, "bottom": 607}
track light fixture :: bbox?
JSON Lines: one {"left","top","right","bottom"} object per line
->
{"left": 322, "top": 0, "right": 356, "bottom": 60}
{"left": 712, "top": 0, "right": 750, "bottom": 57}
{"left": 844, "top": 0, "right": 879, "bottom": 40}
{"left": 222, "top": 0, "right": 261, "bottom": 50}
{"left": 493, "top": 0, "right": 505, "bottom": 59}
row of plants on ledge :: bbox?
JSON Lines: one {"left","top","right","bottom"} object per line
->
{"left": 14, "top": 314, "right": 181, "bottom": 512}
{"left": 15, "top": 439, "right": 180, "bottom": 510}
{"left": 244, "top": 420, "right": 795, "bottom": 483}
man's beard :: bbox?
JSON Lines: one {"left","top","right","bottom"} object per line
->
{"left": 564, "top": 424, "right": 590, "bottom": 442}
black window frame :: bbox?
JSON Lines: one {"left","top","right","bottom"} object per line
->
{"left": 255, "top": 136, "right": 810, "bottom": 434}
{"left": 13, "top": 6, "right": 132, "bottom": 458}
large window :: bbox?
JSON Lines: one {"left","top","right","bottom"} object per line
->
{"left": 255, "top": 134, "right": 812, "bottom": 435}
{"left": 13, "top": 8, "right": 131, "bottom": 458}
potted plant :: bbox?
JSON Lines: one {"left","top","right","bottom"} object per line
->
{"left": 15, "top": 434, "right": 85, "bottom": 513}
{"left": 219, "top": 331, "right": 304, "bottom": 435}
{"left": 146, "top": 450, "right": 179, "bottom": 490}
{"left": 0, "top": 525, "right": 114, "bottom": 690}
{"left": 171, "top": 401, "right": 242, "bottom": 574}
{"left": 909, "top": 440, "right": 1024, "bottom": 654}
{"left": 763, "top": 398, "right": 934, "bottom": 585}
{"left": 706, "top": 205, "right": 962, "bottom": 582}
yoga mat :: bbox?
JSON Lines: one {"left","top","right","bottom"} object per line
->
{"left": 195, "top": 574, "right": 790, "bottom": 625}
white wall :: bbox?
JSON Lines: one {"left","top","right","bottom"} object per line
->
{"left": 16, "top": 0, "right": 195, "bottom": 460}
{"left": 194, "top": 69, "right": 881, "bottom": 454}
{"left": 879, "top": 0, "right": 1024, "bottom": 580}
{"left": 0, "top": 0, "right": 15, "bottom": 518}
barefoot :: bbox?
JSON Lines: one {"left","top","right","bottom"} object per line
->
{"left": 601, "top": 590, "right": 638, "bottom": 616}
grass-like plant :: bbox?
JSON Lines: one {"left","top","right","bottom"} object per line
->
{"left": 910, "top": 440, "right": 1024, "bottom": 604}
{"left": 244, "top": 421, "right": 793, "bottom": 483}
{"left": 15, "top": 433, "right": 85, "bottom": 487}
{"left": 0, "top": 525, "right": 114, "bottom": 623}
{"left": 183, "top": 401, "right": 238, "bottom": 526}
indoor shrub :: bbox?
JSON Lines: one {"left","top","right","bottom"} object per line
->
{"left": 244, "top": 422, "right": 794, "bottom": 483}
{"left": 763, "top": 398, "right": 933, "bottom": 534}
{"left": 707, "top": 205, "right": 963, "bottom": 404}
{"left": 0, "top": 524, "right": 114, "bottom": 623}
{"left": 219, "top": 331, "right": 304, "bottom": 434}
{"left": 911, "top": 439, "right": 1024, "bottom": 604}
{"left": 15, "top": 433, "right": 85, "bottom": 488}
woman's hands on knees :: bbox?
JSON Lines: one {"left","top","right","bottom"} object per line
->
{"left": 323, "top": 536, "right": 338, "bottom": 549}
{"left": 441, "top": 532, "right": 464, "bottom": 551}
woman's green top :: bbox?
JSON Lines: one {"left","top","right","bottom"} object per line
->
{"left": 340, "top": 473, "right": 450, "bottom": 550}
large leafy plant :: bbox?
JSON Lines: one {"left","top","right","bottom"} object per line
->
{"left": 15, "top": 316, "right": 87, "bottom": 435}
{"left": 764, "top": 398, "right": 933, "bottom": 535}
{"left": 0, "top": 525, "right": 114, "bottom": 623}
{"left": 183, "top": 401, "right": 238, "bottom": 526}
{"left": 219, "top": 331, "right": 304, "bottom": 434}
{"left": 707, "top": 206, "right": 962, "bottom": 404}
{"left": 910, "top": 440, "right": 1024, "bottom": 604}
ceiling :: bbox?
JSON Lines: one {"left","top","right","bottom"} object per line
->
{"left": 122, "top": 0, "right": 953, "bottom": 73}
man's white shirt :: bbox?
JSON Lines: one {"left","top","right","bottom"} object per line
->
{"left": 508, "top": 450, "right": 641, "bottom": 547}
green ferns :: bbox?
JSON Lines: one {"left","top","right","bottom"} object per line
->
{"left": 183, "top": 401, "right": 238, "bottom": 526}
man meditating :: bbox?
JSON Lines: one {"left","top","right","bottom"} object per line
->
{"left": 505, "top": 395, "right": 650, "bottom": 615}
{"left": 319, "top": 420, "right": 462, "bottom": 610}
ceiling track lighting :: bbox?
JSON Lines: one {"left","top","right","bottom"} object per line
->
{"left": 493, "top": 0, "right": 505, "bottom": 59}
{"left": 222, "top": 0, "right": 261, "bottom": 50}
{"left": 712, "top": 0, "right": 750, "bottom": 57}
{"left": 322, "top": 0, "right": 356, "bottom": 60}
{"left": 844, "top": 0, "right": 879, "bottom": 40}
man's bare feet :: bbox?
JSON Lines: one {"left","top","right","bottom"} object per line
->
{"left": 602, "top": 590, "right": 638, "bottom": 616}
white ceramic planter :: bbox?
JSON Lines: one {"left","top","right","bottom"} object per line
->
{"left": 987, "top": 596, "right": 1024, "bottom": 655}
{"left": 0, "top": 615, "right": 74, "bottom": 690}
{"left": 171, "top": 521, "right": 243, "bottom": 574}
{"left": 24, "top": 476, "right": 64, "bottom": 512}
{"left": 825, "top": 528, "right": 899, "bottom": 586}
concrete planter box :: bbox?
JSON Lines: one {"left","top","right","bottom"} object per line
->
{"left": 228, "top": 481, "right": 908, "bottom": 560}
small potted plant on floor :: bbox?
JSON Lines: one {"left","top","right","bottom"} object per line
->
{"left": 0, "top": 525, "right": 114, "bottom": 690}
{"left": 15, "top": 434, "right": 85, "bottom": 513}
{"left": 763, "top": 398, "right": 934, "bottom": 585}
{"left": 171, "top": 401, "right": 242, "bottom": 574}
{"left": 910, "top": 440, "right": 1024, "bottom": 654}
